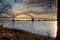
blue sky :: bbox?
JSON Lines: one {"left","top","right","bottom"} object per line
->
{"left": 4, "top": 0, "right": 22, "bottom": 4}
{"left": 4, "top": 0, "right": 15, "bottom": 4}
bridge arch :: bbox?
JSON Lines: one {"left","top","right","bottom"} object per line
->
{"left": 15, "top": 13, "right": 34, "bottom": 20}
{"left": 0, "top": 13, "right": 12, "bottom": 20}
{"left": 2, "top": 12, "right": 15, "bottom": 17}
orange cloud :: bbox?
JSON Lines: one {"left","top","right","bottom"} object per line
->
{"left": 12, "top": 10, "right": 25, "bottom": 15}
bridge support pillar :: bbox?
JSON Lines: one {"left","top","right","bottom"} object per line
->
{"left": 32, "top": 18, "right": 34, "bottom": 22}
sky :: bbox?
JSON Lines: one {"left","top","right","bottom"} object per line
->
{"left": 0, "top": 0, "right": 57, "bottom": 14}
{"left": 4, "top": 0, "right": 15, "bottom": 4}
{"left": 0, "top": 0, "right": 57, "bottom": 20}
{"left": 4, "top": 0, "right": 49, "bottom": 5}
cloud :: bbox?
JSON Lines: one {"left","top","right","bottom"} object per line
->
{"left": 22, "top": 0, "right": 49, "bottom": 6}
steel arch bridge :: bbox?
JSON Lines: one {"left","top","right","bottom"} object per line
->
{"left": 0, "top": 13, "right": 34, "bottom": 20}
{"left": 0, "top": 12, "right": 57, "bottom": 21}
{"left": 15, "top": 13, "right": 33, "bottom": 18}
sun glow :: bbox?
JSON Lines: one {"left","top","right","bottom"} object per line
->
{"left": 12, "top": 10, "right": 25, "bottom": 15}
{"left": 15, "top": 14, "right": 32, "bottom": 20}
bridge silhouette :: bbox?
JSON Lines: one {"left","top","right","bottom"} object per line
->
{"left": 0, "top": 12, "right": 57, "bottom": 21}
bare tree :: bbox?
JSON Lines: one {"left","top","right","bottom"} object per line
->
{"left": 0, "top": 0, "right": 11, "bottom": 15}
{"left": 0, "top": 0, "right": 12, "bottom": 26}
{"left": 48, "top": 0, "right": 56, "bottom": 12}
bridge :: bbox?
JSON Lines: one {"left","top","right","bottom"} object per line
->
{"left": 0, "top": 12, "right": 57, "bottom": 21}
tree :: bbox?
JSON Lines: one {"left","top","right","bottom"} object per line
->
{"left": 0, "top": 0, "right": 12, "bottom": 26}
{"left": 15, "top": 0, "right": 22, "bottom": 2}
{"left": 48, "top": 0, "right": 55, "bottom": 12}
{"left": 48, "top": 0, "right": 57, "bottom": 12}
{"left": 0, "top": 0, "right": 11, "bottom": 15}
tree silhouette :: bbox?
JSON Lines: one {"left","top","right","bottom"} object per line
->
{"left": 15, "top": 0, "right": 22, "bottom": 2}
{"left": 48, "top": 0, "right": 55, "bottom": 11}
{"left": 0, "top": 0, "right": 12, "bottom": 26}
{"left": 0, "top": 0, "right": 11, "bottom": 15}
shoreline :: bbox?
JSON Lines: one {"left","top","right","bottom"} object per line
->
{"left": 0, "top": 25, "right": 55, "bottom": 40}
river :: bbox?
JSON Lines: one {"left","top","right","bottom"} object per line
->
{"left": 0, "top": 20, "right": 57, "bottom": 38}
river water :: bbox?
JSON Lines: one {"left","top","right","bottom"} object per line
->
{"left": 0, "top": 20, "right": 57, "bottom": 38}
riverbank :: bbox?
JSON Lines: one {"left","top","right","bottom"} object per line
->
{"left": 0, "top": 25, "right": 55, "bottom": 40}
